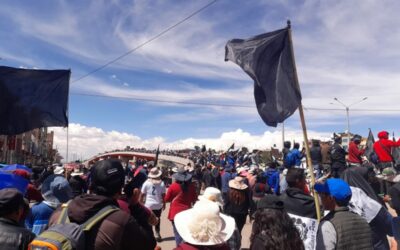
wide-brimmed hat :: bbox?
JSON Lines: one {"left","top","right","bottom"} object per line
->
{"left": 198, "top": 187, "right": 224, "bottom": 207}
{"left": 172, "top": 166, "right": 192, "bottom": 182}
{"left": 229, "top": 176, "right": 248, "bottom": 190}
{"left": 174, "top": 200, "right": 235, "bottom": 246}
{"left": 148, "top": 167, "right": 162, "bottom": 179}
{"left": 54, "top": 166, "right": 64, "bottom": 175}
{"left": 71, "top": 168, "right": 83, "bottom": 176}
{"left": 41, "top": 175, "right": 72, "bottom": 205}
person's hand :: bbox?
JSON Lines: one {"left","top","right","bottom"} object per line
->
{"left": 383, "top": 195, "right": 391, "bottom": 203}
{"left": 162, "top": 203, "right": 166, "bottom": 211}
{"left": 129, "top": 188, "right": 141, "bottom": 205}
{"left": 148, "top": 212, "right": 159, "bottom": 226}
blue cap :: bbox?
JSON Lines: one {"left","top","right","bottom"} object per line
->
{"left": 315, "top": 178, "right": 352, "bottom": 202}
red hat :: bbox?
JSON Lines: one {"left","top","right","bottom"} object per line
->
{"left": 377, "top": 131, "right": 389, "bottom": 139}
{"left": 12, "top": 169, "right": 30, "bottom": 180}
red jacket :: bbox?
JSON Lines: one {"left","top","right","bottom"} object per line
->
{"left": 373, "top": 131, "right": 400, "bottom": 162}
{"left": 347, "top": 141, "right": 365, "bottom": 164}
{"left": 165, "top": 182, "right": 197, "bottom": 221}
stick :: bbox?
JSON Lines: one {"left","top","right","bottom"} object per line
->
{"left": 287, "top": 20, "right": 321, "bottom": 221}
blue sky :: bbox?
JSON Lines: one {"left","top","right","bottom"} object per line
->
{"left": 1, "top": 0, "right": 400, "bottom": 159}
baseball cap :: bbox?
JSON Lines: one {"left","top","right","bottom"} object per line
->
{"left": 0, "top": 188, "right": 24, "bottom": 216}
{"left": 90, "top": 159, "right": 125, "bottom": 196}
{"left": 314, "top": 178, "right": 352, "bottom": 202}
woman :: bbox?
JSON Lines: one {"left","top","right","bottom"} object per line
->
{"left": 223, "top": 176, "right": 251, "bottom": 234}
{"left": 174, "top": 200, "right": 234, "bottom": 250}
{"left": 140, "top": 167, "right": 166, "bottom": 242}
{"left": 250, "top": 195, "right": 304, "bottom": 250}
{"left": 165, "top": 167, "right": 197, "bottom": 246}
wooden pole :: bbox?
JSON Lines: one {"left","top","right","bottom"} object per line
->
{"left": 287, "top": 20, "right": 321, "bottom": 221}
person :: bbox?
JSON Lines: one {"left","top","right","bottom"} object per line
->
{"left": 347, "top": 134, "right": 365, "bottom": 167}
{"left": 12, "top": 169, "right": 43, "bottom": 202}
{"left": 280, "top": 168, "right": 318, "bottom": 219}
{"left": 330, "top": 134, "right": 347, "bottom": 178}
{"left": 48, "top": 159, "right": 156, "bottom": 250}
{"left": 342, "top": 168, "right": 393, "bottom": 250}
{"left": 224, "top": 176, "right": 251, "bottom": 234}
{"left": 140, "top": 167, "right": 166, "bottom": 242}
{"left": 0, "top": 188, "right": 35, "bottom": 250}
{"left": 310, "top": 140, "right": 323, "bottom": 179}
{"left": 68, "top": 168, "right": 87, "bottom": 197}
{"left": 173, "top": 200, "right": 234, "bottom": 250}
{"left": 292, "top": 143, "right": 305, "bottom": 167}
{"left": 202, "top": 163, "right": 219, "bottom": 189}
{"left": 221, "top": 165, "right": 236, "bottom": 204}
{"left": 165, "top": 167, "right": 197, "bottom": 247}
{"left": 315, "top": 178, "right": 373, "bottom": 250}
{"left": 373, "top": 131, "right": 400, "bottom": 172}
{"left": 264, "top": 162, "right": 280, "bottom": 195}
{"left": 250, "top": 194, "right": 304, "bottom": 250}
{"left": 26, "top": 174, "right": 72, "bottom": 235}
{"left": 199, "top": 187, "right": 241, "bottom": 250}
{"left": 282, "top": 141, "right": 292, "bottom": 162}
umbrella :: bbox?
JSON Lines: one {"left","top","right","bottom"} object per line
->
{"left": 1, "top": 164, "right": 32, "bottom": 173}
{"left": 0, "top": 172, "right": 29, "bottom": 194}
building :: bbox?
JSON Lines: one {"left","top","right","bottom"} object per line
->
{"left": 0, "top": 127, "right": 57, "bottom": 165}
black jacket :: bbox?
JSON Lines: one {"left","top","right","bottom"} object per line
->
{"left": 310, "top": 146, "right": 322, "bottom": 165}
{"left": 280, "top": 187, "right": 318, "bottom": 219}
{"left": 330, "top": 143, "right": 347, "bottom": 167}
{"left": 0, "top": 217, "right": 35, "bottom": 250}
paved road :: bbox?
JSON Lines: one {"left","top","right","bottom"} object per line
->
{"left": 156, "top": 203, "right": 252, "bottom": 250}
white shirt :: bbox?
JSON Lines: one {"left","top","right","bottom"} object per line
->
{"left": 141, "top": 180, "right": 166, "bottom": 210}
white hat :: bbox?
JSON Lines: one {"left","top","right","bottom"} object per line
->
{"left": 71, "top": 168, "right": 83, "bottom": 176}
{"left": 148, "top": 167, "right": 162, "bottom": 179}
{"left": 54, "top": 166, "right": 64, "bottom": 175}
{"left": 174, "top": 200, "right": 235, "bottom": 246}
{"left": 229, "top": 176, "right": 248, "bottom": 190}
{"left": 198, "top": 187, "right": 224, "bottom": 207}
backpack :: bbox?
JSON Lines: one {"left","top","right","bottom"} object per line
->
{"left": 284, "top": 151, "right": 296, "bottom": 167}
{"left": 29, "top": 204, "right": 119, "bottom": 250}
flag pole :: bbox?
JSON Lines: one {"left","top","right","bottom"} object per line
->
{"left": 287, "top": 20, "right": 321, "bottom": 221}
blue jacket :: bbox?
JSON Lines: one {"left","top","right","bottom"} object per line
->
{"left": 264, "top": 169, "right": 280, "bottom": 195}
{"left": 26, "top": 201, "right": 55, "bottom": 235}
{"left": 291, "top": 148, "right": 304, "bottom": 166}
{"left": 221, "top": 172, "right": 236, "bottom": 193}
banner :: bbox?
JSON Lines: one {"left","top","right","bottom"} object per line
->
{"left": 288, "top": 213, "right": 318, "bottom": 250}
{"left": 348, "top": 186, "right": 381, "bottom": 223}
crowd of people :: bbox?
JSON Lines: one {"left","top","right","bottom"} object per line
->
{"left": 0, "top": 130, "right": 400, "bottom": 249}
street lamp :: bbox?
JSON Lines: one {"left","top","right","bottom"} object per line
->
{"left": 330, "top": 97, "right": 368, "bottom": 134}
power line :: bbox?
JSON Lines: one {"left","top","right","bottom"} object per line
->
{"left": 71, "top": 92, "right": 400, "bottom": 112}
{"left": 71, "top": 0, "right": 218, "bottom": 84}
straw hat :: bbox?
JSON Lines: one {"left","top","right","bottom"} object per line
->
{"left": 148, "top": 167, "right": 162, "bottom": 179}
{"left": 174, "top": 200, "right": 235, "bottom": 246}
{"left": 229, "top": 176, "right": 248, "bottom": 190}
{"left": 198, "top": 187, "right": 224, "bottom": 207}
{"left": 71, "top": 168, "right": 83, "bottom": 176}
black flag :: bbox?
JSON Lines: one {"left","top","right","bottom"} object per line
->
{"left": 365, "top": 129, "right": 375, "bottom": 162}
{"left": 225, "top": 28, "right": 301, "bottom": 127}
{"left": 0, "top": 66, "right": 70, "bottom": 135}
{"left": 154, "top": 145, "right": 160, "bottom": 167}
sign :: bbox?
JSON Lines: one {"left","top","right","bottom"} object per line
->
{"left": 348, "top": 186, "right": 381, "bottom": 223}
{"left": 288, "top": 213, "right": 319, "bottom": 250}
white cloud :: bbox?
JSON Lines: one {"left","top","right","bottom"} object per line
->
{"left": 51, "top": 123, "right": 330, "bottom": 161}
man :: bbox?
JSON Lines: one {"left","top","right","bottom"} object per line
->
{"left": 310, "top": 140, "right": 323, "bottom": 179}
{"left": 221, "top": 165, "right": 237, "bottom": 203}
{"left": 330, "top": 134, "right": 347, "bottom": 178}
{"left": 315, "top": 178, "right": 372, "bottom": 250}
{"left": 373, "top": 130, "right": 400, "bottom": 172}
{"left": 282, "top": 141, "right": 291, "bottom": 163}
{"left": 280, "top": 168, "right": 317, "bottom": 219}
{"left": 347, "top": 134, "right": 365, "bottom": 167}
{"left": 292, "top": 143, "right": 305, "bottom": 167}
{"left": 264, "top": 162, "right": 280, "bottom": 195}
{"left": 0, "top": 188, "right": 35, "bottom": 249}
{"left": 49, "top": 159, "right": 156, "bottom": 250}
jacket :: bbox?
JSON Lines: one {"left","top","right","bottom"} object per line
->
{"left": 347, "top": 141, "right": 365, "bottom": 164}
{"left": 291, "top": 148, "right": 304, "bottom": 166}
{"left": 310, "top": 146, "right": 322, "bottom": 165}
{"left": 373, "top": 131, "right": 400, "bottom": 162}
{"left": 165, "top": 182, "right": 197, "bottom": 221}
{"left": 280, "top": 187, "right": 318, "bottom": 219}
{"left": 330, "top": 143, "right": 347, "bottom": 168}
{"left": 0, "top": 217, "right": 35, "bottom": 250}
{"left": 49, "top": 194, "right": 155, "bottom": 250}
